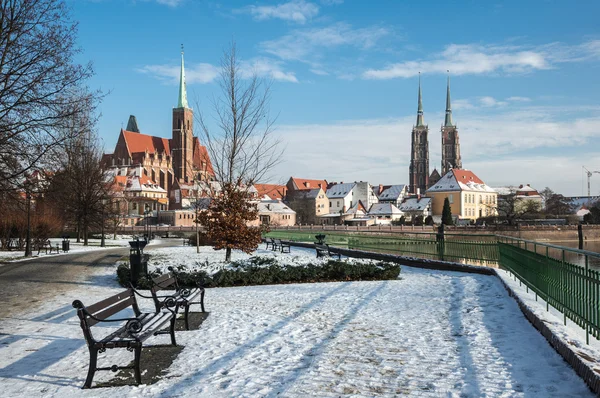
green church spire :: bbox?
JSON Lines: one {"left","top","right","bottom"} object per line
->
{"left": 177, "top": 45, "right": 189, "bottom": 109}
{"left": 444, "top": 73, "right": 453, "bottom": 127}
{"left": 416, "top": 72, "right": 424, "bottom": 127}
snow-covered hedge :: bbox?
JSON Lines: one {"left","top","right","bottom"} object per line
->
{"left": 117, "top": 255, "right": 400, "bottom": 289}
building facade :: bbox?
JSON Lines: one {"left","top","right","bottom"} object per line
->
{"left": 441, "top": 76, "right": 462, "bottom": 176}
{"left": 409, "top": 76, "right": 429, "bottom": 194}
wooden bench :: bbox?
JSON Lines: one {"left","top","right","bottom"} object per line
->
{"left": 315, "top": 243, "right": 341, "bottom": 260}
{"left": 35, "top": 239, "right": 60, "bottom": 254}
{"left": 272, "top": 238, "right": 291, "bottom": 253}
{"left": 149, "top": 271, "right": 206, "bottom": 331}
{"left": 72, "top": 288, "right": 177, "bottom": 389}
{"left": 264, "top": 237, "right": 274, "bottom": 250}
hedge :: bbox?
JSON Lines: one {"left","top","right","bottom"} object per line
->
{"left": 117, "top": 256, "right": 401, "bottom": 289}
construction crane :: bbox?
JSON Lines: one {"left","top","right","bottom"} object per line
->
{"left": 583, "top": 166, "right": 600, "bottom": 196}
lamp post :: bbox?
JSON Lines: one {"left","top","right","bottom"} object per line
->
{"left": 25, "top": 188, "right": 32, "bottom": 257}
{"left": 144, "top": 203, "right": 150, "bottom": 240}
{"left": 100, "top": 198, "right": 106, "bottom": 247}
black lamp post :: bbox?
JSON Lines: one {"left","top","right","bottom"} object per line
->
{"left": 144, "top": 203, "right": 150, "bottom": 240}
{"left": 100, "top": 199, "right": 106, "bottom": 247}
{"left": 25, "top": 189, "right": 32, "bottom": 257}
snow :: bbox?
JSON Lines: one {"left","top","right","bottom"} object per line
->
{"left": 0, "top": 244, "right": 596, "bottom": 396}
{"left": 146, "top": 245, "right": 381, "bottom": 276}
{"left": 0, "top": 236, "right": 156, "bottom": 264}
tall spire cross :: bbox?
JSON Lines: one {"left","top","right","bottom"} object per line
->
{"left": 444, "top": 71, "right": 453, "bottom": 127}
{"left": 177, "top": 44, "right": 189, "bottom": 109}
{"left": 416, "top": 72, "right": 424, "bottom": 127}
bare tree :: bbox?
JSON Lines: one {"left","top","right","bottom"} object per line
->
{"left": 197, "top": 42, "right": 283, "bottom": 188}
{"left": 0, "top": 0, "right": 97, "bottom": 192}
{"left": 494, "top": 187, "right": 542, "bottom": 225}
{"left": 195, "top": 42, "right": 283, "bottom": 261}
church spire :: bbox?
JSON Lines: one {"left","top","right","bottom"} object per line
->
{"left": 177, "top": 45, "right": 189, "bottom": 109}
{"left": 416, "top": 72, "right": 424, "bottom": 127}
{"left": 444, "top": 72, "right": 453, "bottom": 127}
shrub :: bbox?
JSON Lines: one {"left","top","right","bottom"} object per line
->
{"left": 117, "top": 257, "right": 401, "bottom": 288}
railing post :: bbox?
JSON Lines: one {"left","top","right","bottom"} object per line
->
{"left": 562, "top": 249, "right": 567, "bottom": 326}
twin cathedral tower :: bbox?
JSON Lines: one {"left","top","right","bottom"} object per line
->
{"left": 409, "top": 74, "right": 462, "bottom": 194}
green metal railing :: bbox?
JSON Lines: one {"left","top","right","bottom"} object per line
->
{"left": 498, "top": 236, "right": 600, "bottom": 344}
{"left": 265, "top": 230, "right": 499, "bottom": 265}
{"left": 266, "top": 230, "right": 600, "bottom": 342}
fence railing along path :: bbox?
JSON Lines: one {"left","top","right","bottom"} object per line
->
{"left": 265, "top": 230, "right": 600, "bottom": 343}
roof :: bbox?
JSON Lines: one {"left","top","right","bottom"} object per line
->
{"left": 126, "top": 115, "right": 140, "bottom": 133}
{"left": 378, "top": 184, "right": 406, "bottom": 200}
{"left": 398, "top": 197, "right": 431, "bottom": 212}
{"left": 368, "top": 203, "right": 403, "bottom": 216}
{"left": 122, "top": 130, "right": 170, "bottom": 156}
{"left": 290, "top": 177, "right": 327, "bottom": 190}
{"left": 254, "top": 184, "right": 288, "bottom": 200}
{"left": 288, "top": 188, "right": 322, "bottom": 200}
{"left": 326, "top": 182, "right": 355, "bottom": 199}
{"left": 346, "top": 200, "right": 367, "bottom": 215}
{"left": 567, "top": 196, "right": 600, "bottom": 212}
{"left": 426, "top": 169, "right": 495, "bottom": 193}
{"left": 192, "top": 137, "right": 214, "bottom": 176}
{"left": 258, "top": 200, "right": 296, "bottom": 214}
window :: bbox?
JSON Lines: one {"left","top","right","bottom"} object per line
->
{"left": 329, "top": 201, "right": 332, "bottom": 207}
{"left": 449, "top": 195, "right": 453, "bottom": 204}
{"left": 133, "top": 203, "right": 137, "bottom": 210}
{"left": 337, "top": 201, "right": 340, "bottom": 207}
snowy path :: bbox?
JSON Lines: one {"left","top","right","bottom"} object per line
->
{"left": 0, "top": 264, "right": 594, "bottom": 397}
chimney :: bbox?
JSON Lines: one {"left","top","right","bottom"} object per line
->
{"left": 379, "top": 184, "right": 383, "bottom": 193}
{"left": 417, "top": 188, "right": 420, "bottom": 196}
{"left": 519, "top": 184, "right": 523, "bottom": 188}
{"left": 306, "top": 182, "right": 310, "bottom": 188}
{"left": 527, "top": 184, "right": 531, "bottom": 187}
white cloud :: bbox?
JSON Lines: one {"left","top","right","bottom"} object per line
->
{"left": 271, "top": 105, "right": 600, "bottom": 195}
{"left": 138, "top": 58, "right": 297, "bottom": 84}
{"left": 239, "top": 58, "right": 299, "bottom": 83}
{"left": 320, "top": 0, "right": 343, "bottom": 4}
{"left": 137, "top": 63, "right": 219, "bottom": 84}
{"left": 506, "top": 96, "right": 531, "bottom": 102}
{"left": 363, "top": 40, "right": 600, "bottom": 79}
{"left": 155, "top": 0, "right": 183, "bottom": 6}
{"left": 479, "top": 96, "right": 507, "bottom": 107}
{"left": 261, "top": 22, "right": 390, "bottom": 63}
{"left": 241, "top": 1, "right": 319, "bottom": 24}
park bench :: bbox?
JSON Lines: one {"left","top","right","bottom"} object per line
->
{"left": 183, "top": 238, "right": 193, "bottom": 246}
{"left": 148, "top": 270, "right": 206, "bottom": 331}
{"left": 315, "top": 243, "right": 341, "bottom": 260}
{"left": 35, "top": 239, "right": 60, "bottom": 254}
{"left": 264, "top": 237, "right": 274, "bottom": 250}
{"left": 272, "top": 238, "right": 291, "bottom": 253}
{"left": 72, "top": 288, "right": 177, "bottom": 389}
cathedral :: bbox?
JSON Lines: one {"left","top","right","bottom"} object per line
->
{"left": 102, "top": 50, "right": 215, "bottom": 211}
{"left": 408, "top": 75, "right": 461, "bottom": 194}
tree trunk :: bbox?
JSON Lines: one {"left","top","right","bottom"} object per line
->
{"left": 76, "top": 221, "right": 81, "bottom": 243}
{"left": 83, "top": 223, "right": 88, "bottom": 246}
{"left": 225, "top": 247, "right": 232, "bottom": 262}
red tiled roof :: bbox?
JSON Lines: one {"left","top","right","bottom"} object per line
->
{"left": 452, "top": 169, "right": 484, "bottom": 185}
{"left": 254, "top": 184, "right": 287, "bottom": 200}
{"left": 122, "top": 130, "right": 170, "bottom": 156}
{"left": 193, "top": 137, "right": 215, "bottom": 176}
{"left": 291, "top": 177, "right": 327, "bottom": 190}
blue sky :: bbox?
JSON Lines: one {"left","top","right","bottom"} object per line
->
{"left": 72, "top": 0, "right": 600, "bottom": 195}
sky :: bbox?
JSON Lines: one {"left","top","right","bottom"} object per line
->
{"left": 70, "top": 0, "right": 600, "bottom": 196}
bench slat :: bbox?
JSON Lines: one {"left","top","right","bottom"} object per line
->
{"left": 87, "top": 297, "right": 135, "bottom": 327}
{"left": 152, "top": 276, "right": 177, "bottom": 293}
{"left": 86, "top": 290, "right": 133, "bottom": 314}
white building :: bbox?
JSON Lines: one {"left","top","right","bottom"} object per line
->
{"left": 326, "top": 181, "right": 379, "bottom": 214}
{"left": 376, "top": 184, "right": 408, "bottom": 207}
{"left": 368, "top": 203, "right": 404, "bottom": 224}
{"left": 398, "top": 197, "right": 432, "bottom": 221}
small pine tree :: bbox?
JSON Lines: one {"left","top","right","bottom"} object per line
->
{"left": 399, "top": 216, "right": 406, "bottom": 226}
{"left": 425, "top": 215, "right": 434, "bottom": 225}
{"left": 414, "top": 215, "right": 424, "bottom": 226}
{"left": 442, "top": 197, "right": 454, "bottom": 225}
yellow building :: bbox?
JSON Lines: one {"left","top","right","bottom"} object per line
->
{"left": 426, "top": 169, "right": 498, "bottom": 221}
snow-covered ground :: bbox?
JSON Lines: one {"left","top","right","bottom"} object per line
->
{"left": 146, "top": 245, "right": 379, "bottom": 275}
{"left": 0, "top": 245, "right": 595, "bottom": 397}
{"left": 0, "top": 236, "right": 155, "bottom": 263}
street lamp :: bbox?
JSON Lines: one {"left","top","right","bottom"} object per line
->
{"left": 24, "top": 188, "right": 32, "bottom": 257}
{"left": 144, "top": 203, "right": 150, "bottom": 240}
{"left": 100, "top": 200, "right": 105, "bottom": 247}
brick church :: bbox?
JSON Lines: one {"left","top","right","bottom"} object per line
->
{"left": 102, "top": 50, "right": 215, "bottom": 211}
{"left": 408, "top": 74, "right": 462, "bottom": 194}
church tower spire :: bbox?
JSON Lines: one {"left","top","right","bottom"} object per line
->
{"left": 444, "top": 73, "right": 453, "bottom": 127}
{"left": 416, "top": 72, "right": 424, "bottom": 127}
{"left": 409, "top": 73, "right": 429, "bottom": 194}
{"left": 441, "top": 72, "right": 461, "bottom": 175}
{"left": 172, "top": 45, "right": 194, "bottom": 184}
{"left": 177, "top": 45, "right": 189, "bottom": 109}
